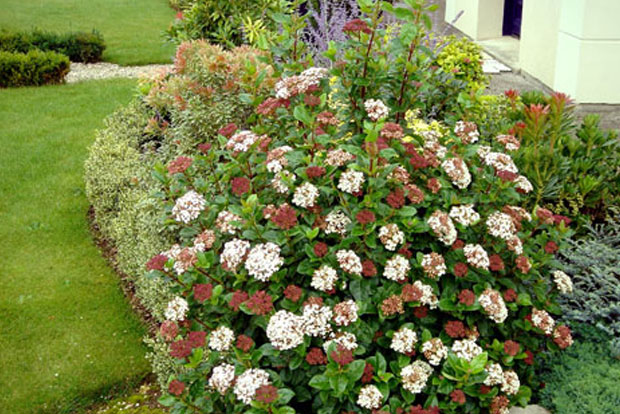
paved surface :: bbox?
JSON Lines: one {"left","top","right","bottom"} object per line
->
{"left": 510, "top": 405, "right": 551, "bottom": 414}
{"left": 66, "top": 62, "right": 172, "bottom": 83}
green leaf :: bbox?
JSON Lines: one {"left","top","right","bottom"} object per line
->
{"left": 158, "top": 394, "right": 176, "bottom": 407}
{"left": 469, "top": 352, "right": 488, "bottom": 374}
{"left": 309, "top": 374, "right": 330, "bottom": 390}
{"left": 348, "top": 359, "right": 366, "bottom": 381}
{"left": 278, "top": 388, "right": 295, "bottom": 405}
{"left": 393, "top": 7, "right": 416, "bottom": 21}
{"left": 276, "top": 407, "right": 296, "bottom": 414}
{"left": 293, "top": 105, "right": 313, "bottom": 126}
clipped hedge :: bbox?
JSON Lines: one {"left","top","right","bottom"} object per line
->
{"left": 0, "top": 50, "right": 69, "bottom": 87}
{"left": 0, "top": 29, "right": 105, "bottom": 63}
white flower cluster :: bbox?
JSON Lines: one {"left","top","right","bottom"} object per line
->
{"left": 271, "top": 170, "right": 296, "bottom": 194}
{"left": 483, "top": 363, "right": 504, "bottom": 386}
{"left": 531, "top": 308, "right": 555, "bottom": 335}
{"left": 421, "top": 252, "right": 447, "bottom": 279}
{"left": 496, "top": 134, "right": 520, "bottom": 151}
{"left": 302, "top": 304, "right": 333, "bottom": 337}
{"left": 391, "top": 327, "right": 418, "bottom": 354}
{"left": 312, "top": 265, "right": 339, "bottom": 292}
{"left": 401, "top": 361, "right": 433, "bottom": 394}
{"left": 486, "top": 211, "right": 517, "bottom": 240}
{"left": 266, "top": 145, "right": 292, "bottom": 173}
{"left": 324, "top": 332, "right": 358, "bottom": 352}
{"left": 483, "top": 151, "right": 519, "bottom": 174}
{"left": 208, "top": 363, "right": 236, "bottom": 394}
{"left": 506, "top": 235, "right": 524, "bottom": 255}
{"left": 226, "top": 130, "right": 259, "bottom": 153}
{"left": 221, "top": 238, "right": 250, "bottom": 271}
{"left": 164, "top": 297, "right": 188, "bottom": 321}
{"left": 266, "top": 310, "right": 304, "bottom": 350}
{"left": 173, "top": 246, "right": 198, "bottom": 275}
{"left": 428, "top": 210, "right": 458, "bottom": 246}
{"left": 325, "top": 210, "right": 351, "bottom": 236}
{"left": 244, "top": 242, "right": 283, "bottom": 282}
{"left": 422, "top": 338, "right": 447, "bottom": 366}
{"left": 413, "top": 280, "right": 439, "bottom": 309}
{"left": 422, "top": 131, "right": 448, "bottom": 159}
{"left": 442, "top": 157, "right": 472, "bottom": 189}
{"left": 338, "top": 169, "right": 365, "bottom": 194}
{"left": 275, "top": 67, "right": 328, "bottom": 99}
{"left": 454, "top": 120, "right": 480, "bottom": 144}
{"left": 215, "top": 210, "right": 242, "bottom": 234}
{"left": 336, "top": 249, "right": 363, "bottom": 275}
{"left": 194, "top": 229, "right": 216, "bottom": 251}
{"left": 357, "top": 385, "right": 383, "bottom": 410}
{"left": 172, "top": 190, "right": 206, "bottom": 223}
{"left": 162, "top": 243, "right": 181, "bottom": 262}
{"left": 233, "top": 368, "right": 270, "bottom": 404}
{"left": 552, "top": 270, "right": 573, "bottom": 294}
{"left": 292, "top": 182, "right": 320, "bottom": 208}
{"left": 378, "top": 223, "right": 405, "bottom": 251}
{"left": 333, "top": 300, "right": 359, "bottom": 326}
{"left": 364, "top": 99, "right": 389, "bottom": 121}
{"left": 478, "top": 288, "right": 508, "bottom": 323}
{"left": 383, "top": 255, "right": 410, "bottom": 282}
{"left": 449, "top": 204, "right": 480, "bottom": 226}
{"left": 451, "top": 339, "right": 483, "bottom": 361}
{"left": 326, "top": 149, "right": 355, "bottom": 167}
{"left": 504, "top": 205, "right": 532, "bottom": 222}
{"left": 209, "top": 326, "right": 235, "bottom": 351}
{"left": 463, "top": 243, "right": 490, "bottom": 270}
{"left": 501, "top": 370, "right": 520, "bottom": 395}
{"left": 515, "top": 175, "right": 533, "bottom": 193}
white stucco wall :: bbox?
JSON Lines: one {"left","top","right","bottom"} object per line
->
{"left": 445, "top": 0, "right": 504, "bottom": 40}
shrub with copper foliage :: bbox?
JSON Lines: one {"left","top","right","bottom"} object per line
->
{"left": 143, "top": 2, "right": 574, "bottom": 413}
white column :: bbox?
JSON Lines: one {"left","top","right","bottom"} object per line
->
{"left": 445, "top": 0, "right": 504, "bottom": 40}
{"left": 553, "top": 0, "right": 620, "bottom": 103}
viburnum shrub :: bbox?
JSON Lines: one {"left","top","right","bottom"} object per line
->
{"left": 148, "top": 1, "right": 575, "bottom": 413}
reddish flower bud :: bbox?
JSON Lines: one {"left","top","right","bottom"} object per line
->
{"left": 168, "top": 379, "right": 185, "bottom": 396}
{"left": 236, "top": 334, "right": 254, "bottom": 352}
{"left": 146, "top": 254, "right": 168, "bottom": 271}
{"left": 193, "top": 283, "right": 213, "bottom": 303}
{"left": 313, "top": 241, "right": 328, "bottom": 257}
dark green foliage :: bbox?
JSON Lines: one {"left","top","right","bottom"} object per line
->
{"left": 0, "top": 29, "right": 106, "bottom": 62}
{"left": 0, "top": 49, "right": 69, "bottom": 87}
{"left": 539, "top": 324, "right": 620, "bottom": 414}
{"left": 558, "top": 218, "right": 620, "bottom": 356}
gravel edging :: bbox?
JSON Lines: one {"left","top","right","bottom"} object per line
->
{"left": 67, "top": 62, "right": 172, "bottom": 83}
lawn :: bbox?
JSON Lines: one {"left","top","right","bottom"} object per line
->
{"left": 0, "top": 0, "right": 176, "bottom": 65}
{"left": 0, "top": 79, "right": 150, "bottom": 413}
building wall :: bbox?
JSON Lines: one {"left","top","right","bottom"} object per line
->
{"left": 445, "top": 0, "right": 504, "bottom": 40}
{"left": 519, "top": 0, "right": 561, "bottom": 87}
{"left": 553, "top": 0, "right": 620, "bottom": 103}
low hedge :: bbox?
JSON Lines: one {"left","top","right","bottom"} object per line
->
{"left": 0, "top": 50, "right": 69, "bottom": 87}
{"left": 0, "top": 29, "right": 105, "bottom": 63}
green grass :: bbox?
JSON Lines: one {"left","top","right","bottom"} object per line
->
{"left": 0, "top": 79, "right": 150, "bottom": 414}
{"left": 0, "top": 0, "right": 176, "bottom": 65}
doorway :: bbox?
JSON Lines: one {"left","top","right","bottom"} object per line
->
{"left": 503, "top": 0, "right": 523, "bottom": 37}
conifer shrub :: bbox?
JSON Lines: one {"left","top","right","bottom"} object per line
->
{"left": 143, "top": 2, "right": 575, "bottom": 413}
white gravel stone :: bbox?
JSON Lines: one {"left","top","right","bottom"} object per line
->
{"left": 65, "top": 62, "right": 172, "bottom": 83}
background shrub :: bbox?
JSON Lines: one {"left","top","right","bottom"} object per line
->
{"left": 557, "top": 217, "right": 620, "bottom": 355}
{"left": 433, "top": 35, "right": 488, "bottom": 92}
{"left": 0, "top": 49, "right": 69, "bottom": 87}
{"left": 165, "top": 0, "right": 287, "bottom": 47}
{"left": 0, "top": 29, "right": 105, "bottom": 63}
